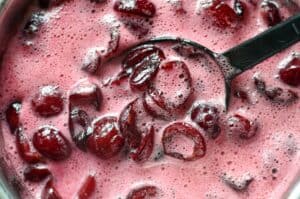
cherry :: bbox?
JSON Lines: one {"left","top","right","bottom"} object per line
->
{"left": 123, "top": 45, "right": 165, "bottom": 71}
{"left": 114, "top": 0, "right": 156, "bottom": 18}
{"left": 119, "top": 99, "right": 155, "bottom": 161}
{"left": 260, "top": 1, "right": 281, "bottom": 27}
{"left": 23, "top": 12, "right": 45, "bottom": 36}
{"left": 32, "top": 85, "right": 64, "bottom": 117}
{"left": 87, "top": 116, "right": 124, "bottom": 159}
{"left": 227, "top": 114, "right": 257, "bottom": 139}
{"left": 69, "top": 108, "right": 91, "bottom": 151}
{"left": 69, "top": 80, "right": 102, "bottom": 111}
{"left": 129, "top": 126, "right": 154, "bottom": 162}
{"left": 5, "top": 101, "right": 22, "bottom": 134}
{"left": 42, "top": 178, "right": 62, "bottom": 199}
{"left": 129, "top": 53, "right": 161, "bottom": 90}
{"left": 152, "top": 60, "right": 192, "bottom": 110}
{"left": 119, "top": 99, "right": 142, "bottom": 149}
{"left": 142, "top": 88, "right": 171, "bottom": 120}
{"left": 254, "top": 76, "right": 298, "bottom": 104}
{"left": 76, "top": 175, "right": 96, "bottom": 199}
{"left": 16, "top": 127, "right": 44, "bottom": 164}
{"left": 207, "top": 0, "right": 238, "bottom": 28}
{"left": 126, "top": 185, "right": 157, "bottom": 199}
{"left": 279, "top": 57, "right": 300, "bottom": 86}
{"left": 162, "top": 122, "right": 206, "bottom": 161}
{"left": 24, "top": 165, "right": 51, "bottom": 182}
{"left": 81, "top": 48, "right": 102, "bottom": 74}
{"left": 113, "top": 44, "right": 165, "bottom": 86}
{"left": 33, "top": 126, "right": 71, "bottom": 161}
{"left": 190, "top": 103, "right": 221, "bottom": 139}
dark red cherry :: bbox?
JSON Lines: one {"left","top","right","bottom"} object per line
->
{"left": 279, "top": 57, "right": 300, "bottom": 86}
{"left": 114, "top": 0, "right": 156, "bottom": 18}
{"left": 190, "top": 103, "right": 221, "bottom": 139}
{"left": 24, "top": 165, "right": 51, "bottom": 182}
{"left": 16, "top": 127, "right": 44, "bottom": 164}
{"left": 32, "top": 85, "right": 64, "bottom": 117}
{"left": 6, "top": 101, "right": 22, "bottom": 134}
{"left": 227, "top": 114, "right": 257, "bottom": 139}
{"left": 33, "top": 126, "right": 71, "bottom": 161}
{"left": 162, "top": 122, "right": 206, "bottom": 161}
{"left": 42, "top": 178, "right": 62, "bottom": 199}
{"left": 87, "top": 117, "right": 124, "bottom": 159}
{"left": 152, "top": 60, "right": 192, "bottom": 110}
{"left": 207, "top": 0, "right": 238, "bottom": 28}
{"left": 119, "top": 99, "right": 142, "bottom": 149}
{"left": 69, "top": 80, "right": 102, "bottom": 110}
{"left": 69, "top": 107, "right": 91, "bottom": 151}
{"left": 260, "top": 1, "right": 281, "bottom": 27}
{"left": 76, "top": 175, "right": 96, "bottom": 199}
{"left": 127, "top": 185, "right": 157, "bottom": 199}
{"left": 129, "top": 126, "right": 154, "bottom": 162}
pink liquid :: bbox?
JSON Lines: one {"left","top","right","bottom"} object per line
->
{"left": 0, "top": 0, "right": 300, "bottom": 198}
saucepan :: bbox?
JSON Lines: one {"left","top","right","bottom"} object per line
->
{"left": 0, "top": 0, "right": 299, "bottom": 198}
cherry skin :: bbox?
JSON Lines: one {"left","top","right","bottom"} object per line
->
{"left": 162, "top": 122, "right": 206, "bottom": 161}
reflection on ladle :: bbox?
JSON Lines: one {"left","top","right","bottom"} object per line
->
{"left": 120, "top": 13, "right": 300, "bottom": 110}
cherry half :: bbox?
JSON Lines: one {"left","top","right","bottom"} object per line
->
{"left": 126, "top": 185, "right": 158, "bottom": 199}
{"left": 32, "top": 85, "right": 64, "bottom": 117}
{"left": 87, "top": 116, "right": 124, "bottom": 159}
{"left": 162, "top": 122, "right": 206, "bottom": 161}
{"left": 33, "top": 126, "right": 72, "bottom": 161}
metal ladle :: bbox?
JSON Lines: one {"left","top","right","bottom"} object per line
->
{"left": 126, "top": 14, "right": 300, "bottom": 110}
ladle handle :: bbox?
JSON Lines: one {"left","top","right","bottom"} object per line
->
{"left": 223, "top": 14, "right": 300, "bottom": 73}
